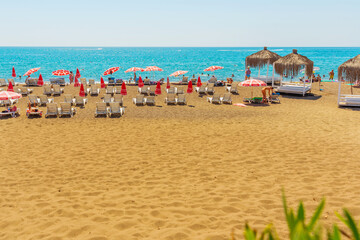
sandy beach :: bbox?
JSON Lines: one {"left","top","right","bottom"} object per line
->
{"left": 0, "top": 82, "right": 359, "bottom": 240}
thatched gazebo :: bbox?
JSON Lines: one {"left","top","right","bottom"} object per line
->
{"left": 337, "top": 55, "right": 360, "bottom": 104}
{"left": 274, "top": 49, "right": 314, "bottom": 78}
{"left": 245, "top": 47, "right": 281, "bottom": 80}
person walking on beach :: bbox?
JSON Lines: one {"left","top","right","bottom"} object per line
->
{"left": 329, "top": 70, "right": 334, "bottom": 80}
{"left": 245, "top": 66, "right": 251, "bottom": 80}
{"left": 69, "top": 71, "right": 74, "bottom": 84}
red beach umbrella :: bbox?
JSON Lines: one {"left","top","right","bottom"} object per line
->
{"left": 155, "top": 81, "right": 161, "bottom": 95}
{"left": 38, "top": 74, "right": 44, "bottom": 86}
{"left": 204, "top": 66, "right": 224, "bottom": 72}
{"left": 103, "top": 67, "right": 120, "bottom": 76}
{"left": 197, "top": 76, "right": 202, "bottom": 87}
{"left": 7, "top": 81, "right": 14, "bottom": 92}
{"left": 76, "top": 68, "right": 81, "bottom": 78}
{"left": 141, "top": 66, "right": 163, "bottom": 72}
{"left": 79, "top": 83, "right": 85, "bottom": 97}
{"left": 100, "top": 77, "right": 106, "bottom": 88}
{"left": 166, "top": 77, "right": 170, "bottom": 89}
{"left": 187, "top": 80, "right": 193, "bottom": 93}
{"left": 138, "top": 76, "right": 144, "bottom": 88}
{"left": 12, "top": 67, "right": 16, "bottom": 78}
{"left": 23, "top": 67, "right": 40, "bottom": 76}
{"left": 52, "top": 69, "right": 70, "bottom": 76}
{"left": 0, "top": 90, "right": 21, "bottom": 100}
{"left": 121, "top": 82, "right": 127, "bottom": 95}
{"left": 169, "top": 70, "right": 188, "bottom": 77}
{"left": 125, "top": 67, "right": 143, "bottom": 73}
{"left": 239, "top": 79, "right": 266, "bottom": 87}
{"left": 74, "top": 77, "right": 80, "bottom": 87}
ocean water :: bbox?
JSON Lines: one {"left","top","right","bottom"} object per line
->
{"left": 0, "top": 47, "right": 359, "bottom": 83}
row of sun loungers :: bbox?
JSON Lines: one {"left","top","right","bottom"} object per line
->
{"left": 102, "top": 94, "right": 123, "bottom": 106}
{"left": 43, "top": 85, "right": 64, "bottom": 96}
{"left": 95, "top": 102, "right": 125, "bottom": 117}
{"left": 0, "top": 79, "right": 16, "bottom": 87}
{"left": 45, "top": 103, "right": 76, "bottom": 117}
{"left": 164, "top": 94, "right": 187, "bottom": 105}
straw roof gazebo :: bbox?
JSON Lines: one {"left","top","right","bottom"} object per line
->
{"left": 274, "top": 49, "right": 314, "bottom": 77}
{"left": 338, "top": 54, "right": 360, "bottom": 83}
{"left": 245, "top": 47, "right": 281, "bottom": 69}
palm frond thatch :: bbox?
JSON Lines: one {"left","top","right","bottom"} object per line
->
{"left": 338, "top": 54, "right": 360, "bottom": 83}
{"left": 245, "top": 47, "right": 281, "bottom": 69}
{"left": 274, "top": 49, "right": 314, "bottom": 77}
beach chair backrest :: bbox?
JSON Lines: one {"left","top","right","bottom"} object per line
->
{"left": 104, "top": 94, "right": 112, "bottom": 102}
{"left": 149, "top": 85, "right": 156, "bottom": 92}
{"left": 97, "top": 102, "right": 107, "bottom": 112}
{"left": 146, "top": 96, "right": 155, "bottom": 104}
{"left": 8, "top": 79, "right": 15, "bottom": 85}
{"left": 106, "top": 86, "right": 114, "bottom": 92}
{"left": 140, "top": 87, "right": 148, "bottom": 94}
{"left": 167, "top": 87, "right": 175, "bottom": 94}
{"left": 80, "top": 78, "right": 87, "bottom": 84}
{"left": 223, "top": 93, "right": 232, "bottom": 101}
{"left": 21, "top": 87, "right": 28, "bottom": 94}
{"left": 60, "top": 102, "right": 71, "bottom": 113}
{"left": 75, "top": 96, "right": 83, "bottom": 104}
{"left": 167, "top": 93, "right": 176, "bottom": 102}
{"left": 114, "top": 87, "right": 121, "bottom": 94}
{"left": 209, "top": 77, "right": 217, "bottom": 83}
{"left": 53, "top": 85, "right": 61, "bottom": 92}
{"left": 199, "top": 85, "right": 206, "bottom": 92}
{"left": 144, "top": 79, "right": 150, "bottom": 85}
{"left": 44, "top": 85, "right": 51, "bottom": 94}
{"left": 136, "top": 95, "right": 144, "bottom": 103}
{"left": 109, "top": 102, "right": 120, "bottom": 112}
{"left": 0, "top": 79, "right": 6, "bottom": 86}
{"left": 231, "top": 83, "right": 237, "bottom": 91}
{"left": 91, "top": 85, "right": 98, "bottom": 93}
{"left": 39, "top": 95, "right": 48, "bottom": 104}
{"left": 28, "top": 94, "right": 37, "bottom": 104}
{"left": 114, "top": 94, "right": 123, "bottom": 103}
{"left": 213, "top": 93, "right": 221, "bottom": 101}
{"left": 64, "top": 94, "right": 73, "bottom": 103}
{"left": 178, "top": 94, "right": 186, "bottom": 103}
{"left": 182, "top": 76, "right": 188, "bottom": 82}
{"left": 47, "top": 103, "right": 58, "bottom": 114}
{"left": 89, "top": 79, "right": 95, "bottom": 85}
{"left": 176, "top": 87, "right": 184, "bottom": 94}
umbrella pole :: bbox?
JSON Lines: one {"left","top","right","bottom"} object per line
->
{"left": 272, "top": 63, "right": 275, "bottom": 87}
{"left": 337, "top": 77, "right": 341, "bottom": 105}
{"left": 266, "top": 61, "right": 269, "bottom": 82}
{"left": 258, "top": 66, "right": 260, "bottom": 78}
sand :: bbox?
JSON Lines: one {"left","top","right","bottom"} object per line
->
{"left": 0, "top": 82, "right": 359, "bottom": 240}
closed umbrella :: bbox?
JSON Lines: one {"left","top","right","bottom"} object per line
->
{"left": 74, "top": 77, "right": 80, "bottom": 87}
{"left": 7, "top": 81, "right": 14, "bottom": 92}
{"left": 166, "top": 77, "right": 170, "bottom": 89}
{"left": 100, "top": 77, "right": 106, "bottom": 88}
{"left": 187, "top": 81, "right": 193, "bottom": 93}
{"left": 12, "top": 67, "right": 16, "bottom": 78}
{"left": 155, "top": 81, "right": 161, "bottom": 95}
{"left": 38, "top": 74, "right": 44, "bottom": 86}
{"left": 197, "top": 76, "right": 202, "bottom": 87}
{"left": 79, "top": 83, "right": 85, "bottom": 97}
{"left": 121, "top": 82, "right": 127, "bottom": 95}
{"left": 76, "top": 68, "right": 81, "bottom": 78}
{"left": 138, "top": 76, "right": 144, "bottom": 88}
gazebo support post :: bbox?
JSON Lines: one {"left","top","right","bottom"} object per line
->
{"left": 338, "top": 76, "right": 342, "bottom": 106}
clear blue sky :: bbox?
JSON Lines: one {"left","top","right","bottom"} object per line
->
{"left": 0, "top": 0, "right": 358, "bottom": 47}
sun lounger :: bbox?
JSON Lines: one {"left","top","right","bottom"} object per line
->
{"left": 222, "top": 93, "right": 232, "bottom": 104}
{"left": 206, "top": 83, "right": 215, "bottom": 94}
{"left": 106, "top": 86, "right": 114, "bottom": 95}
{"left": 28, "top": 94, "right": 38, "bottom": 105}
{"left": 52, "top": 85, "right": 64, "bottom": 96}
{"left": 45, "top": 103, "right": 58, "bottom": 118}
{"left": 133, "top": 95, "right": 146, "bottom": 106}
{"left": 59, "top": 102, "right": 75, "bottom": 117}
{"left": 338, "top": 95, "right": 360, "bottom": 107}
{"left": 226, "top": 83, "right": 238, "bottom": 94}
{"left": 114, "top": 87, "right": 121, "bottom": 94}
{"left": 191, "top": 78, "right": 197, "bottom": 84}
{"left": 144, "top": 79, "right": 151, "bottom": 85}
{"left": 149, "top": 86, "right": 156, "bottom": 96}
{"left": 113, "top": 94, "right": 123, "bottom": 106}
{"left": 89, "top": 85, "right": 100, "bottom": 96}
{"left": 165, "top": 93, "right": 177, "bottom": 105}
{"left": 209, "top": 76, "right": 217, "bottom": 84}
{"left": 115, "top": 79, "right": 123, "bottom": 85}
{"left": 95, "top": 102, "right": 107, "bottom": 117}
{"left": 177, "top": 94, "right": 187, "bottom": 105}
{"left": 43, "top": 85, "right": 52, "bottom": 95}
{"left": 180, "top": 76, "right": 188, "bottom": 85}
{"left": 88, "top": 79, "right": 95, "bottom": 85}
{"left": 103, "top": 94, "right": 113, "bottom": 105}
{"left": 138, "top": 87, "right": 149, "bottom": 95}
{"left": 8, "top": 79, "right": 16, "bottom": 86}
{"left": 196, "top": 85, "right": 207, "bottom": 95}
{"left": 0, "top": 79, "right": 7, "bottom": 87}
{"left": 269, "top": 94, "right": 281, "bottom": 103}
{"left": 243, "top": 97, "right": 263, "bottom": 104}
{"left": 108, "top": 102, "right": 124, "bottom": 117}
{"left": 166, "top": 87, "right": 176, "bottom": 94}
{"left": 26, "top": 107, "right": 42, "bottom": 118}
{"left": 0, "top": 98, "right": 18, "bottom": 106}
{"left": 19, "top": 87, "right": 32, "bottom": 96}
{"left": 0, "top": 108, "right": 20, "bottom": 118}
{"left": 26, "top": 78, "right": 38, "bottom": 86}
{"left": 63, "top": 94, "right": 74, "bottom": 105}
{"left": 50, "top": 78, "right": 66, "bottom": 86}
{"left": 38, "top": 95, "right": 53, "bottom": 106}
{"left": 74, "top": 96, "right": 87, "bottom": 107}
{"left": 145, "top": 96, "right": 156, "bottom": 106}
{"left": 108, "top": 78, "right": 115, "bottom": 86}
{"left": 207, "top": 93, "right": 222, "bottom": 104}
{"left": 80, "top": 78, "right": 87, "bottom": 86}
{"left": 176, "top": 87, "right": 184, "bottom": 94}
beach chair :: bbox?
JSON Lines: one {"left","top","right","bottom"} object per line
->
{"left": 180, "top": 76, "right": 188, "bottom": 85}
{"left": 0, "top": 79, "right": 7, "bottom": 86}
{"left": 207, "top": 93, "right": 222, "bottom": 104}
{"left": 114, "top": 87, "right": 121, "bottom": 94}
{"left": 95, "top": 102, "right": 107, "bottom": 117}
{"left": 113, "top": 94, "right": 123, "bottom": 106}
{"left": 19, "top": 87, "right": 31, "bottom": 96}
{"left": 222, "top": 93, "right": 232, "bottom": 104}
{"left": 43, "top": 85, "right": 52, "bottom": 95}
{"left": 177, "top": 94, "right": 187, "bottom": 105}
{"left": 166, "top": 87, "right": 176, "bottom": 94}
{"left": 197, "top": 85, "right": 206, "bottom": 95}
{"left": 89, "top": 85, "right": 100, "bottom": 96}
{"left": 106, "top": 86, "right": 114, "bottom": 95}
{"left": 88, "top": 79, "right": 95, "bottom": 86}
{"left": 209, "top": 76, "right": 217, "bottom": 84}
{"left": 8, "top": 79, "right": 16, "bottom": 86}
{"left": 115, "top": 79, "right": 123, "bottom": 85}
{"left": 74, "top": 96, "right": 87, "bottom": 107}
{"left": 269, "top": 94, "right": 281, "bottom": 104}
{"left": 108, "top": 102, "right": 124, "bottom": 117}
{"left": 226, "top": 83, "right": 238, "bottom": 94}
{"left": 191, "top": 78, "right": 197, "bottom": 85}
{"left": 80, "top": 78, "right": 87, "bottom": 85}
{"left": 206, "top": 83, "right": 215, "bottom": 95}
{"left": 132, "top": 95, "right": 146, "bottom": 106}
{"left": 145, "top": 96, "right": 156, "bottom": 106}
{"left": 103, "top": 94, "right": 113, "bottom": 105}
{"left": 26, "top": 107, "right": 42, "bottom": 118}
{"left": 59, "top": 102, "right": 75, "bottom": 117}
{"left": 45, "top": 103, "right": 58, "bottom": 118}
{"left": 38, "top": 95, "right": 52, "bottom": 106}
{"left": 108, "top": 78, "right": 115, "bottom": 86}
{"left": 165, "top": 93, "right": 177, "bottom": 105}
{"left": 176, "top": 87, "right": 184, "bottom": 94}
{"left": 28, "top": 94, "right": 38, "bottom": 105}
{"left": 0, "top": 107, "right": 20, "bottom": 118}
{"left": 149, "top": 86, "right": 156, "bottom": 95}
{"left": 26, "top": 78, "right": 38, "bottom": 86}
{"left": 63, "top": 94, "right": 74, "bottom": 105}
{"left": 144, "top": 78, "right": 150, "bottom": 85}
{"left": 139, "top": 87, "right": 149, "bottom": 95}
{"left": 53, "top": 85, "right": 63, "bottom": 96}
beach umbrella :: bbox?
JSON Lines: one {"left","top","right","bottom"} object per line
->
{"left": 274, "top": 49, "right": 313, "bottom": 78}
{"left": 38, "top": 74, "right": 44, "bottom": 86}
{"left": 12, "top": 67, "right": 16, "bottom": 78}
{"left": 79, "top": 83, "right": 85, "bottom": 97}
{"left": 204, "top": 66, "right": 224, "bottom": 72}
{"left": 155, "top": 81, "right": 161, "bottom": 95}
{"left": 142, "top": 66, "right": 163, "bottom": 80}
{"left": 169, "top": 70, "right": 188, "bottom": 77}
{"left": 103, "top": 67, "right": 120, "bottom": 76}
{"left": 338, "top": 54, "right": 360, "bottom": 95}
{"left": 52, "top": 69, "right": 70, "bottom": 76}
{"left": 23, "top": 67, "right": 41, "bottom": 76}
{"left": 187, "top": 80, "right": 193, "bottom": 93}
{"left": 245, "top": 47, "right": 281, "bottom": 79}
{"left": 74, "top": 77, "right": 80, "bottom": 87}
{"left": 125, "top": 67, "right": 143, "bottom": 73}
{"left": 0, "top": 91, "right": 21, "bottom": 100}
{"left": 76, "top": 68, "right": 81, "bottom": 78}
{"left": 197, "top": 76, "right": 202, "bottom": 87}
{"left": 166, "top": 77, "right": 170, "bottom": 89}
{"left": 138, "top": 76, "right": 144, "bottom": 88}
{"left": 100, "top": 76, "right": 106, "bottom": 88}
{"left": 7, "top": 81, "right": 14, "bottom": 92}
{"left": 240, "top": 79, "right": 266, "bottom": 98}
{"left": 300, "top": 67, "right": 320, "bottom": 73}
{"left": 121, "top": 82, "right": 127, "bottom": 95}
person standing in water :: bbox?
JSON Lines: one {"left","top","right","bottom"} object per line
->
{"left": 245, "top": 66, "right": 251, "bottom": 80}
{"left": 329, "top": 70, "right": 334, "bottom": 81}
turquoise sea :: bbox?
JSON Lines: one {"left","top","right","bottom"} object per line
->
{"left": 0, "top": 47, "right": 359, "bottom": 83}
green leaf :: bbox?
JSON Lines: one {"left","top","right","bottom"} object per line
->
{"left": 244, "top": 223, "right": 257, "bottom": 240}
{"left": 344, "top": 209, "right": 360, "bottom": 240}
{"left": 297, "top": 202, "right": 305, "bottom": 222}
{"left": 308, "top": 199, "right": 325, "bottom": 231}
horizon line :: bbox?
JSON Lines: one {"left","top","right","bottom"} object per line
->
{"left": 0, "top": 46, "right": 359, "bottom": 48}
